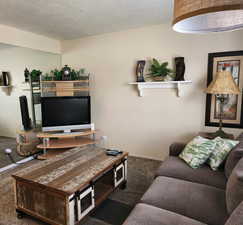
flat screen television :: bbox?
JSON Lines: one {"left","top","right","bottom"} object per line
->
{"left": 41, "top": 96, "right": 91, "bottom": 132}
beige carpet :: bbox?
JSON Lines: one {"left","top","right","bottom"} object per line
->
{"left": 0, "top": 152, "right": 161, "bottom": 225}
{"left": 0, "top": 161, "right": 46, "bottom": 225}
{"left": 0, "top": 136, "right": 23, "bottom": 168}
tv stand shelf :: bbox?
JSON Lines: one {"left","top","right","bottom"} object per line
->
{"left": 37, "top": 130, "right": 96, "bottom": 160}
{"left": 37, "top": 130, "right": 96, "bottom": 138}
{"left": 37, "top": 137, "right": 96, "bottom": 149}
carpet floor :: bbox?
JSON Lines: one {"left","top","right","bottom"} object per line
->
{"left": 0, "top": 136, "right": 23, "bottom": 168}
{"left": 0, "top": 137, "right": 162, "bottom": 225}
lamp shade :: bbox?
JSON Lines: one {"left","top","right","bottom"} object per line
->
{"left": 205, "top": 71, "right": 240, "bottom": 95}
{"left": 173, "top": 0, "right": 243, "bottom": 33}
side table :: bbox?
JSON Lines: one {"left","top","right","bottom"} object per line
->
{"left": 199, "top": 132, "right": 234, "bottom": 140}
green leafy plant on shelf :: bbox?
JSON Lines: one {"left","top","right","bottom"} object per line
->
{"left": 30, "top": 69, "right": 42, "bottom": 82}
{"left": 148, "top": 58, "right": 174, "bottom": 81}
{"left": 51, "top": 69, "right": 62, "bottom": 81}
{"left": 70, "top": 68, "right": 86, "bottom": 80}
{"left": 42, "top": 73, "right": 53, "bottom": 81}
{"left": 42, "top": 67, "right": 88, "bottom": 81}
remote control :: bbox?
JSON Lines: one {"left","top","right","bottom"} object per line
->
{"left": 106, "top": 149, "right": 123, "bottom": 154}
{"left": 106, "top": 149, "right": 123, "bottom": 156}
{"left": 106, "top": 151, "right": 120, "bottom": 156}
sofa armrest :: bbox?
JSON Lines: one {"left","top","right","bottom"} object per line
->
{"left": 169, "top": 142, "right": 186, "bottom": 156}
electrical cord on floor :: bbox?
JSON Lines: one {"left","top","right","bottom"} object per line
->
{"left": 4, "top": 149, "right": 24, "bottom": 164}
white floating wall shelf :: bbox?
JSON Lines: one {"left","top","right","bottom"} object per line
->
{"left": 128, "top": 81, "right": 192, "bottom": 97}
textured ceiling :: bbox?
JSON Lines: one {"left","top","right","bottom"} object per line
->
{"left": 0, "top": 0, "right": 173, "bottom": 40}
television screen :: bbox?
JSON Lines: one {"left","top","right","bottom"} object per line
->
{"left": 41, "top": 96, "right": 91, "bottom": 128}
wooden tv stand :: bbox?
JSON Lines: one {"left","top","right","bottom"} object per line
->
{"left": 37, "top": 129, "right": 96, "bottom": 160}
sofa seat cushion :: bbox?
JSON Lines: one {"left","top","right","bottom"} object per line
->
{"left": 123, "top": 203, "right": 207, "bottom": 225}
{"left": 155, "top": 156, "right": 226, "bottom": 189}
{"left": 140, "top": 176, "right": 228, "bottom": 225}
{"left": 225, "top": 201, "right": 243, "bottom": 225}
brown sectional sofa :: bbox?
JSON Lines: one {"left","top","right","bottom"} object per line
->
{"left": 123, "top": 133, "right": 243, "bottom": 225}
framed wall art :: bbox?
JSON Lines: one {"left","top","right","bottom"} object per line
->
{"left": 205, "top": 51, "right": 243, "bottom": 128}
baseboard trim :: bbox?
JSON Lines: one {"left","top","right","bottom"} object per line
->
{"left": 129, "top": 153, "right": 163, "bottom": 162}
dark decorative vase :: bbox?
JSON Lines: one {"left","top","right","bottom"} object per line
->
{"left": 24, "top": 68, "right": 30, "bottom": 82}
{"left": 61, "top": 65, "right": 71, "bottom": 80}
{"left": 175, "top": 57, "right": 185, "bottom": 81}
{"left": 2, "top": 72, "right": 10, "bottom": 86}
{"left": 136, "top": 60, "right": 146, "bottom": 82}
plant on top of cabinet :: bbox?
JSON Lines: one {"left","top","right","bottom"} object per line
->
{"left": 30, "top": 69, "right": 42, "bottom": 82}
{"left": 42, "top": 66, "right": 88, "bottom": 81}
{"left": 148, "top": 59, "right": 174, "bottom": 81}
{"left": 24, "top": 68, "right": 42, "bottom": 82}
{"left": 51, "top": 69, "right": 62, "bottom": 81}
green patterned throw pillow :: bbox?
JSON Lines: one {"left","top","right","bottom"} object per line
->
{"left": 208, "top": 137, "right": 239, "bottom": 171}
{"left": 179, "top": 136, "right": 216, "bottom": 169}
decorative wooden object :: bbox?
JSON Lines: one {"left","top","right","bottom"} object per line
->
{"left": 36, "top": 130, "right": 96, "bottom": 160}
{"left": 41, "top": 80, "right": 89, "bottom": 97}
{"left": 12, "top": 147, "right": 128, "bottom": 225}
{"left": 136, "top": 60, "right": 146, "bottom": 82}
{"left": 129, "top": 81, "right": 192, "bottom": 97}
{"left": 16, "top": 129, "right": 41, "bottom": 157}
{"left": 173, "top": 0, "right": 243, "bottom": 33}
{"left": 175, "top": 57, "right": 185, "bottom": 81}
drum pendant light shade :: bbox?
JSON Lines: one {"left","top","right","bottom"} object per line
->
{"left": 173, "top": 0, "right": 243, "bottom": 33}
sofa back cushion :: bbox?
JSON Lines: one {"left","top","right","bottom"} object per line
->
{"left": 225, "top": 201, "right": 243, "bottom": 225}
{"left": 225, "top": 133, "right": 243, "bottom": 178}
{"left": 226, "top": 157, "right": 243, "bottom": 214}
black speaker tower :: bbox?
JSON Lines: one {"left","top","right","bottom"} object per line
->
{"left": 19, "top": 96, "right": 32, "bottom": 131}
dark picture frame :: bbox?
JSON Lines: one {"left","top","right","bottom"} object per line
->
{"left": 205, "top": 51, "right": 243, "bottom": 129}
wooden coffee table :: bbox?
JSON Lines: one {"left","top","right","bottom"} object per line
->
{"left": 12, "top": 146, "right": 128, "bottom": 225}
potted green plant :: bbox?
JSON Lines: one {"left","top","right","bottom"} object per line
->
{"left": 148, "top": 59, "right": 174, "bottom": 81}
{"left": 30, "top": 69, "right": 42, "bottom": 82}
{"left": 43, "top": 67, "right": 88, "bottom": 81}
{"left": 42, "top": 73, "right": 53, "bottom": 81}
{"left": 51, "top": 69, "right": 62, "bottom": 81}
{"left": 77, "top": 68, "right": 87, "bottom": 80}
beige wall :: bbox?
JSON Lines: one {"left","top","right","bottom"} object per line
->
{"left": 61, "top": 24, "right": 243, "bottom": 160}
{"left": 0, "top": 24, "right": 61, "bottom": 54}
{"left": 0, "top": 44, "right": 61, "bottom": 137}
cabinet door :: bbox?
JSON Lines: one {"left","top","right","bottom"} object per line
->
{"left": 77, "top": 186, "right": 95, "bottom": 220}
{"left": 114, "top": 163, "right": 125, "bottom": 187}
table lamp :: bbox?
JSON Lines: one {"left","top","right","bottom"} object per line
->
{"left": 205, "top": 70, "right": 240, "bottom": 139}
